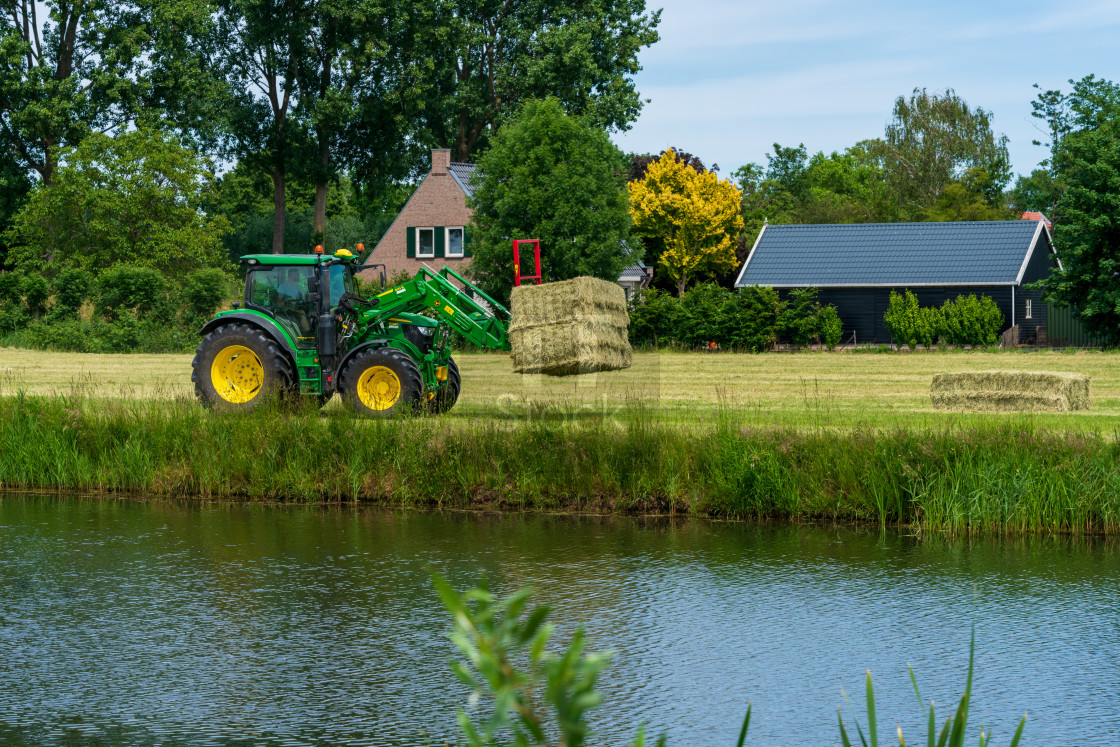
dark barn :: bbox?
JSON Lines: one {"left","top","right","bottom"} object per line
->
{"left": 734, "top": 221, "right": 1058, "bottom": 344}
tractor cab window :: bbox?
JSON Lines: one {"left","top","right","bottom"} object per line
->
{"left": 247, "top": 266, "right": 317, "bottom": 349}
{"left": 327, "top": 264, "right": 356, "bottom": 309}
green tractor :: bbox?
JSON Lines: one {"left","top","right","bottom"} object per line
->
{"left": 192, "top": 248, "right": 511, "bottom": 415}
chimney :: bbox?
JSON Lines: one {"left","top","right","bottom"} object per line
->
{"left": 431, "top": 148, "right": 451, "bottom": 174}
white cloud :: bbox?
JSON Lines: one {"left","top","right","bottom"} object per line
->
{"left": 616, "top": 0, "right": 1118, "bottom": 174}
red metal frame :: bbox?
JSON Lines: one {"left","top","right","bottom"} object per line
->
{"left": 512, "top": 239, "right": 541, "bottom": 286}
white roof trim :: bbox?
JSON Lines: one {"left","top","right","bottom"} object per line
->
{"left": 1014, "top": 220, "right": 1046, "bottom": 285}
{"left": 734, "top": 223, "right": 767, "bottom": 287}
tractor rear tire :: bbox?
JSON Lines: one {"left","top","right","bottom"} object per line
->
{"left": 192, "top": 322, "right": 294, "bottom": 411}
{"left": 430, "top": 357, "right": 461, "bottom": 414}
{"left": 339, "top": 346, "right": 422, "bottom": 417}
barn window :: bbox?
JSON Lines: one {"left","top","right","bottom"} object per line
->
{"left": 417, "top": 227, "right": 435, "bottom": 258}
{"left": 1025, "top": 298, "right": 1033, "bottom": 320}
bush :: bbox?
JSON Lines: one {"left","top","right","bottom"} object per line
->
{"left": 96, "top": 266, "right": 169, "bottom": 320}
{"left": 884, "top": 289, "right": 941, "bottom": 349}
{"left": 627, "top": 288, "right": 683, "bottom": 348}
{"left": 725, "top": 285, "right": 780, "bottom": 352}
{"left": 21, "top": 274, "right": 48, "bottom": 319}
{"left": 916, "top": 305, "right": 942, "bottom": 348}
{"left": 24, "top": 318, "right": 105, "bottom": 352}
{"left": 885, "top": 290, "right": 1005, "bottom": 348}
{"left": 781, "top": 288, "right": 822, "bottom": 347}
{"left": 941, "top": 294, "right": 1004, "bottom": 346}
{"left": 0, "top": 273, "right": 26, "bottom": 333}
{"left": 22, "top": 315, "right": 199, "bottom": 353}
{"left": 627, "top": 284, "right": 838, "bottom": 352}
{"left": 816, "top": 304, "right": 843, "bottom": 350}
{"left": 0, "top": 273, "right": 20, "bottom": 306}
{"left": 0, "top": 303, "right": 28, "bottom": 334}
{"left": 51, "top": 268, "right": 94, "bottom": 318}
{"left": 181, "top": 268, "right": 228, "bottom": 320}
{"left": 680, "top": 283, "right": 730, "bottom": 348}
{"left": 884, "top": 290, "right": 919, "bottom": 347}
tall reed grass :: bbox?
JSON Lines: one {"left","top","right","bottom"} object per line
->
{"left": 2, "top": 394, "right": 1119, "bottom": 534}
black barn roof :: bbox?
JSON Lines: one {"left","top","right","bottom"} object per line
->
{"left": 735, "top": 221, "right": 1052, "bottom": 288}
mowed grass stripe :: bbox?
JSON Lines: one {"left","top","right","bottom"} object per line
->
{"left": 2, "top": 347, "right": 1119, "bottom": 429}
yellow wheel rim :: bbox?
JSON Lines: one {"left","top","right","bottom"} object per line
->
{"left": 210, "top": 344, "right": 264, "bottom": 404}
{"left": 356, "top": 365, "right": 401, "bottom": 411}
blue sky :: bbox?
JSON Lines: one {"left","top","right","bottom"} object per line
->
{"left": 611, "top": 0, "right": 1120, "bottom": 180}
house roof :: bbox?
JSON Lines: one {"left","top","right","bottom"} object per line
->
{"left": 735, "top": 220, "right": 1049, "bottom": 288}
{"left": 448, "top": 162, "right": 478, "bottom": 199}
{"left": 619, "top": 260, "right": 651, "bottom": 282}
{"left": 1021, "top": 211, "right": 1052, "bottom": 231}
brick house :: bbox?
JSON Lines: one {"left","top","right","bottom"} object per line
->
{"left": 365, "top": 148, "right": 476, "bottom": 282}
{"left": 366, "top": 147, "right": 653, "bottom": 295}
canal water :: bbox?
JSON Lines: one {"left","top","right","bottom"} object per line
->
{"left": 1, "top": 496, "right": 1117, "bottom": 746}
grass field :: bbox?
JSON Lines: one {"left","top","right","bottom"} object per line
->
{"left": 3, "top": 346, "right": 1119, "bottom": 531}
{"left": 2, "top": 346, "right": 1119, "bottom": 430}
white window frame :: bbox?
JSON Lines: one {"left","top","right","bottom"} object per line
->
{"left": 1025, "top": 298, "right": 1033, "bottom": 320}
{"left": 445, "top": 226, "right": 465, "bottom": 257}
{"left": 416, "top": 227, "right": 435, "bottom": 258}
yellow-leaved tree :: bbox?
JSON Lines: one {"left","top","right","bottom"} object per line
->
{"left": 628, "top": 149, "right": 744, "bottom": 296}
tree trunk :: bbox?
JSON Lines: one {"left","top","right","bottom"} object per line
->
{"left": 313, "top": 136, "right": 328, "bottom": 243}
{"left": 271, "top": 168, "right": 286, "bottom": 254}
{"left": 40, "top": 141, "right": 55, "bottom": 186}
{"left": 677, "top": 272, "right": 687, "bottom": 297}
{"left": 456, "top": 109, "right": 469, "bottom": 162}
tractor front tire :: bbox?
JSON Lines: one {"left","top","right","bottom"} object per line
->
{"left": 339, "top": 347, "right": 422, "bottom": 417}
{"left": 430, "top": 357, "right": 461, "bottom": 414}
{"left": 192, "top": 322, "right": 294, "bottom": 411}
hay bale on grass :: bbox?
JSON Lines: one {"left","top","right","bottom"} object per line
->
{"left": 509, "top": 277, "right": 632, "bottom": 375}
{"left": 931, "top": 371, "right": 1090, "bottom": 412}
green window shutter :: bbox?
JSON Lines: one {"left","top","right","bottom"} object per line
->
{"left": 434, "top": 226, "right": 445, "bottom": 258}
{"left": 406, "top": 227, "right": 415, "bottom": 258}
{"left": 464, "top": 226, "right": 473, "bottom": 258}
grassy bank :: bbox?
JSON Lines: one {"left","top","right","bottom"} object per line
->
{"left": 3, "top": 394, "right": 1119, "bottom": 534}
{"left": 3, "top": 347, "right": 1120, "bottom": 429}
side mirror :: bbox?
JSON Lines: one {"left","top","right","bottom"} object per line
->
{"left": 379, "top": 270, "right": 386, "bottom": 291}
{"left": 307, "top": 276, "right": 320, "bottom": 292}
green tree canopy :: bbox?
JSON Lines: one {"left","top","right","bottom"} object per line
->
{"left": 923, "top": 168, "right": 1008, "bottom": 222}
{"left": 6, "top": 128, "right": 230, "bottom": 276}
{"left": 0, "top": 0, "right": 214, "bottom": 186}
{"left": 629, "top": 149, "right": 742, "bottom": 296}
{"left": 466, "top": 98, "right": 632, "bottom": 304}
{"left": 879, "top": 87, "right": 1011, "bottom": 215}
{"left": 1012, "top": 75, "right": 1120, "bottom": 221}
{"left": 0, "top": 0, "right": 148, "bottom": 184}
{"left": 1042, "top": 113, "right": 1120, "bottom": 345}
{"left": 422, "top": 0, "right": 660, "bottom": 162}
{"left": 733, "top": 140, "right": 900, "bottom": 258}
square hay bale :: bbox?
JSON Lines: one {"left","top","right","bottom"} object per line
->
{"left": 930, "top": 371, "right": 1090, "bottom": 412}
{"left": 509, "top": 277, "right": 632, "bottom": 375}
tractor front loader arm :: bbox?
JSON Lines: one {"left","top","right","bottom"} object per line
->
{"left": 365, "top": 266, "right": 512, "bottom": 351}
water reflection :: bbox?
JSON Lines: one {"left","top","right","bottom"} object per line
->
{"left": 0, "top": 497, "right": 1118, "bottom": 746}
